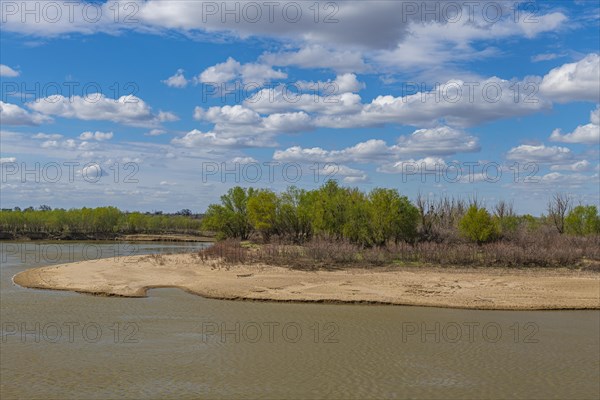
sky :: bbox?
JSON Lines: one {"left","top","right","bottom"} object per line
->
{"left": 0, "top": 0, "right": 599, "bottom": 215}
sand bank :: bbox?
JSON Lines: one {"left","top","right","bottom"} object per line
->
{"left": 13, "top": 253, "right": 600, "bottom": 310}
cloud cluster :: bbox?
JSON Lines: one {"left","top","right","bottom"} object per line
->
{"left": 26, "top": 94, "right": 177, "bottom": 127}
{"left": 0, "top": 101, "right": 52, "bottom": 125}
{"left": 550, "top": 106, "right": 600, "bottom": 145}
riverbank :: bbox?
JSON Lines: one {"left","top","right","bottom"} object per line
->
{"left": 0, "top": 233, "right": 215, "bottom": 242}
{"left": 13, "top": 253, "right": 600, "bottom": 310}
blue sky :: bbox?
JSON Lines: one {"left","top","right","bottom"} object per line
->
{"left": 1, "top": 0, "right": 599, "bottom": 215}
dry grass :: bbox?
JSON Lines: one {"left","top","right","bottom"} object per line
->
{"left": 197, "top": 234, "right": 600, "bottom": 271}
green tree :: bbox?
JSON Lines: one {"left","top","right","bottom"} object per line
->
{"left": 248, "top": 190, "right": 278, "bottom": 241}
{"left": 312, "top": 180, "right": 349, "bottom": 239}
{"left": 202, "top": 187, "right": 255, "bottom": 240}
{"left": 459, "top": 206, "right": 499, "bottom": 244}
{"left": 275, "top": 186, "right": 313, "bottom": 242}
{"left": 565, "top": 205, "right": 600, "bottom": 235}
{"left": 342, "top": 188, "right": 372, "bottom": 246}
{"left": 368, "top": 189, "right": 419, "bottom": 246}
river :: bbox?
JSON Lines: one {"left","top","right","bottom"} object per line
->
{"left": 1, "top": 242, "right": 598, "bottom": 399}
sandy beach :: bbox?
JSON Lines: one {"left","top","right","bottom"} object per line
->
{"left": 12, "top": 253, "right": 600, "bottom": 310}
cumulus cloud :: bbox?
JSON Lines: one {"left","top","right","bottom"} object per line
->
{"left": 540, "top": 54, "right": 600, "bottom": 103}
{"left": 189, "top": 104, "right": 313, "bottom": 147}
{"left": 145, "top": 129, "right": 167, "bottom": 136}
{"left": 0, "top": 101, "right": 52, "bottom": 125}
{"left": 198, "top": 57, "right": 287, "bottom": 86}
{"left": 245, "top": 77, "right": 550, "bottom": 128}
{"left": 26, "top": 94, "right": 176, "bottom": 127}
{"left": 173, "top": 106, "right": 313, "bottom": 148}
{"left": 80, "top": 164, "right": 108, "bottom": 180}
{"left": 0, "top": 64, "right": 20, "bottom": 77}
{"left": 79, "top": 131, "right": 114, "bottom": 141}
{"left": 171, "top": 129, "right": 272, "bottom": 148}
{"left": 294, "top": 73, "right": 365, "bottom": 94}
{"left": 550, "top": 160, "right": 591, "bottom": 172}
{"left": 0, "top": 2, "right": 569, "bottom": 78}
{"left": 32, "top": 133, "right": 63, "bottom": 140}
{"left": 274, "top": 126, "right": 479, "bottom": 165}
{"left": 396, "top": 126, "right": 480, "bottom": 155}
{"left": 531, "top": 53, "right": 566, "bottom": 63}
{"left": 260, "top": 45, "right": 368, "bottom": 73}
{"left": 374, "top": 9, "right": 567, "bottom": 73}
{"left": 549, "top": 106, "right": 600, "bottom": 145}
{"left": 378, "top": 157, "right": 447, "bottom": 174}
{"left": 245, "top": 86, "right": 363, "bottom": 115}
{"left": 506, "top": 144, "right": 573, "bottom": 163}
{"left": 327, "top": 165, "right": 369, "bottom": 184}
{"left": 231, "top": 157, "right": 258, "bottom": 164}
{"left": 538, "top": 172, "right": 597, "bottom": 188}
{"left": 162, "top": 69, "right": 189, "bottom": 88}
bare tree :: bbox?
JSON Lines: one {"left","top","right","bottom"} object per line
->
{"left": 547, "top": 193, "right": 571, "bottom": 234}
{"left": 416, "top": 192, "right": 434, "bottom": 239}
{"left": 494, "top": 200, "right": 514, "bottom": 220}
{"left": 468, "top": 194, "right": 480, "bottom": 209}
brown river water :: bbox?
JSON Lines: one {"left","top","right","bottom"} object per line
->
{"left": 1, "top": 242, "right": 599, "bottom": 399}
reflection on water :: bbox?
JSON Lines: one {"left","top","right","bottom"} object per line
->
{"left": 1, "top": 242, "right": 599, "bottom": 400}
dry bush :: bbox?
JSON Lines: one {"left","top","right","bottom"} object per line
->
{"left": 142, "top": 253, "right": 166, "bottom": 265}
{"left": 197, "top": 239, "right": 248, "bottom": 265}
{"left": 196, "top": 234, "right": 600, "bottom": 270}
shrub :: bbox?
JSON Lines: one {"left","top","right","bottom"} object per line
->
{"left": 459, "top": 206, "right": 499, "bottom": 244}
{"left": 565, "top": 205, "right": 600, "bottom": 235}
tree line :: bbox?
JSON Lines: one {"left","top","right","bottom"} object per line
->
{"left": 0, "top": 206, "right": 203, "bottom": 237}
{"left": 202, "top": 182, "right": 600, "bottom": 246}
{"left": 2, "top": 183, "right": 597, "bottom": 244}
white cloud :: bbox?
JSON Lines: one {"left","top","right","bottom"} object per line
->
{"left": 260, "top": 45, "right": 367, "bottom": 73}
{"left": 246, "top": 77, "right": 550, "bottom": 128}
{"left": 190, "top": 104, "right": 314, "bottom": 147}
{"left": 506, "top": 144, "right": 573, "bottom": 163}
{"left": 531, "top": 53, "right": 566, "bottom": 63}
{"left": 321, "top": 78, "right": 551, "bottom": 128}
{"left": 0, "top": 101, "right": 52, "bottom": 125}
{"left": 162, "top": 69, "right": 189, "bottom": 88}
{"left": 549, "top": 106, "right": 600, "bottom": 145}
{"left": 0, "top": 2, "right": 568, "bottom": 78}
{"left": 245, "top": 86, "right": 363, "bottom": 115}
{"left": 550, "top": 160, "right": 591, "bottom": 172}
{"left": 79, "top": 131, "right": 114, "bottom": 141}
{"left": 41, "top": 140, "right": 59, "bottom": 148}
{"left": 0, "top": 157, "right": 17, "bottom": 163}
{"left": 145, "top": 129, "right": 167, "bottom": 136}
{"left": 538, "top": 172, "right": 598, "bottom": 188}
{"left": 231, "top": 157, "right": 258, "bottom": 164}
{"left": 79, "top": 164, "right": 107, "bottom": 179}
{"left": 0, "top": 64, "right": 20, "bottom": 77}
{"left": 171, "top": 129, "right": 265, "bottom": 148}
{"left": 329, "top": 165, "right": 369, "bottom": 184}
{"left": 374, "top": 9, "right": 567, "bottom": 74}
{"left": 157, "top": 111, "right": 179, "bottom": 122}
{"left": 378, "top": 157, "right": 447, "bottom": 174}
{"left": 26, "top": 94, "right": 176, "bottom": 127}
{"left": 295, "top": 73, "right": 365, "bottom": 94}
{"left": 174, "top": 108, "right": 314, "bottom": 149}
{"left": 396, "top": 126, "right": 480, "bottom": 156}
{"left": 540, "top": 54, "right": 600, "bottom": 103}
{"left": 198, "top": 57, "right": 287, "bottom": 86}
{"left": 274, "top": 126, "right": 479, "bottom": 165}
{"left": 32, "top": 133, "right": 63, "bottom": 140}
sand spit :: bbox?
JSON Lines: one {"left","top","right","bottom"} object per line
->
{"left": 13, "top": 253, "right": 600, "bottom": 310}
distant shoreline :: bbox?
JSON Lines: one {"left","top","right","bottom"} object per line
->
{"left": 13, "top": 253, "right": 600, "bottom": 310}
{"left": 0, "top": 233, "right": 215, "bottom": 242}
